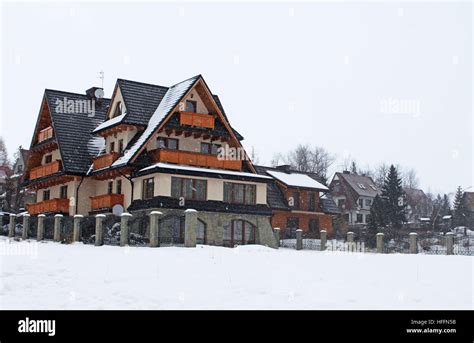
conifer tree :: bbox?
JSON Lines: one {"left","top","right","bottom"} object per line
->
{"left": 381, "top": 164, "right": 406, "bottom": 229}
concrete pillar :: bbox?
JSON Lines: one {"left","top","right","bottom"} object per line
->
{"left": 184, "top": 209, "right": 197, "bottom": 247}
{"left": 37, "top": 214, "right": 45, "bottom": 241}
{"left": 149, "top": 211, "right": 162, "bottom": 247}
{"left": 120, "top": 213, "right": 132, "bottom": 247}
{"left": 376, "top": 232, "right": 384, "bottom": 253}
{"left": 95, "top": 214, "right": 106, "bottom": 246}
{"left": 409, "top": 232, "right": 418, "bottom": 254}
{"left": 73, "top": 215, "right": 83, "bottom": 242}
{"left": 22, "top": 214, "right": 30, "bottom": 240}
{"left": 53, "top": 214, "right": 63, "bottom": 242}
{"left": 273, "top": 228, "right": 280, "bottom": 248}
{"left": 446, "top": 232, "right": 454, "bottom": 255}
{"left": 347, "top": 231, "right": 355, "bottom": 252}
{"left": 296, "top": 229, "right": 303, "bottom": 250}
{"left": 320, "top": 230, "right": 327, "bottom": 251}
{"left": 8, "top": 214, "right": 16, "bottom": 238}
{"left": 0, "top": 214, "right": 4, "bottom": 231}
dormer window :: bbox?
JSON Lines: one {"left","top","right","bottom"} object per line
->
{"left": 185, "top": 100, "right": 197, "bottom": 113}
{"left": 113, "top": 101, "right": 122, "bottom": 118}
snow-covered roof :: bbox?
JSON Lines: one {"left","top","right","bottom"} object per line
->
{"left": 140, "top": 162, "right": 272, "bottom": 180}
{"left": 112, "top": 76, "right": 200, "bottom": 167}
{"left": 443, "top": 215, "right": 452, "bottom": 220}
{"left": 420, "top": 217, "right": 431, "bottom": 221}
{"left": 92, "top": 113, "right": 126, "bottom": 133}
{"left": 266, "top": 170, "right": 329, "bottom": 190}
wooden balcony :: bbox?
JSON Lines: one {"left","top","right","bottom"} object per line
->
{"left": 90, "top": 193, "right": 124, "bottom": 210}
{"left": 29, "top": 160, "right": 61, "bottom": 180}
{"left": 27, "top": 198, "right": 69, "bottom": 215}
{"left": 180, "top": 112, "right": 215, "bottom": 129}
{"left": 37, "top": 126, "right": 54, "bottom": 143}
{"left": 150, "top": 149, "right": 242, "bottom": 171}
{"left": 92, "top": 152, "right": 119, "bottom": 170}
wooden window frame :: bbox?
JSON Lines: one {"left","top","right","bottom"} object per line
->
{"left": 142, "top": 177, "right": 155, "bottom": 200}
{"left": 171, "top": 177, "right": 207, "bottom": 201}
{"left": 223, "top": 182, "right": 256, "bottom": 205}
{"left": 185, "top": 100, "right": 197, "bottom": 113}
{"left": 59, "top": 185, "right": 68, "bottom": 199}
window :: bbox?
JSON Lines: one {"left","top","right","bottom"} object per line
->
{"left": 113, "top": 101, "right": 122, "bottom": 118}
{"left": 143, "top": 178, "right": 155, "bottom": 200}
{"left": 44, "top": 154, "right": 52, "bottom": 164}
{"left": 107, "top": 181, "right": 113, "bottom": 194}
{"left": 17, "top": 164, "right": 23, "bottom": 173}
{"left": 365, "top": 199, "right": 372, "bottom": 207}
{"left": 223, "top": 182, "right": 256, "bottom": 205}
{"left": 223, "top": 220, "right": 256, "bottom": 247}
{"left": 291, "top": 192, "right": 300, "bottom": 209}
{"left": 200, "top": 142, "right": 222, "bottom": 155}
{"left": 370, "top": 185, "right": 377, "bottom": 191}
{"left": 338, "top": 198, "right": 346, "bottom": 208}
{"left": 43, "top": 190, "right": 50, "bottom": 201}
{"left": 59, "top": 185, "right": 68, "bottom": 199}
{"left": 118, "top": 139, "right": 124, "bottom": 153}
{"left": 309, "top": 219, "right": 318, "bottom": 233}
{"left": 358, "top": 199, "right": 364, "bottom": 208}
{"left": 285, "top": 217, "right": 299, "bottom": 238}
{"left": 185, "top": 100, "right": 197, "bottom": 113}
{"left": 308, "top": 193, "right": 316, "bottom": 211}
{"left": 356, "top": 214, "right": 364, "bottom": 223}
{"left": 110, "top": 141, "right": 115, "bottom": 153}
{"left": 171, "top": 177, "right": 206, "bottom": 201}
{"left": 157, "top": 137, "right": 179, "bottom": 150}
{"left": 116, "top": 179, "right": 122, "bottom": 195}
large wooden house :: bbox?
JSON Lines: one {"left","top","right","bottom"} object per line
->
{"left": 23, "top": 75, "right": 277, "bottom": 247}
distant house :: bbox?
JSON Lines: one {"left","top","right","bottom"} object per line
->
{"left": 0, "top": 165, "right": 12, "bottom": 211}
{"left": 461, "top": 192, "right": 474, "bottom": 229}
{"left": 255, "top": 165, "right": 340, "bottom": 238}
{"left": 329, "top": 171, "right": 380, "bottom": 227}
{"left": 11, "top": 148, "right": 36, "bottom": 211}
{"left": 404, "top": 188, "right": 433, "bottom": 224}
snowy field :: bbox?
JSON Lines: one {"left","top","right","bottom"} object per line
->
{"left": 0, "top": 236, "right": 472, "bottom": 310}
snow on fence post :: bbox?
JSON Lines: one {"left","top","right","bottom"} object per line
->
{"left": 8, "top": 214, "right": 16, "bottom": 238}
{"left": 273, "top": 228, "right": 280, "bottom": 248}
{"left": 73, "top": 215, "right": 83, "bottom": 242}
{"left": 120, "top": 212, "right": 132, "bottom": 247}
{"left": 184, "top": 209, "right": 197, "bottom": 248}
{"left": 149, "top": 211, "right": 162, "bottom": 247}
{"left": 347, "top": 231, "right": 355, "bottom": 252}
{"left": 296, "top": 229, "right": 303, "bottom": 250}
{"left": 446, "top": 232, "right": 454, "bottom": 255}
{"left": 22, "top": 214, "right": 30, "bottom": 240}
{"left": 376, "top": 233, "right": 384, "bottom": 254}
{"left": 320, "top": 230, "right": 327, "bottom": 251}
{"left": 53, "top": 214, "right": 63, "bottom": 242}
{"left": 37, "top": 214, "right": 45, "bottom": 241}
{"left": 95, "top": 214, "right": 106, "bottom": 246}
{"left": 409, "top": 232, "right": 418, "bottom": 254}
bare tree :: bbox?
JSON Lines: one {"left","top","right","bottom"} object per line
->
{"left": 249, "top": 146, "right": 260, "bottom": 165}
{"left": 372, "top": 163, "right": 390, "bottom": 189}
{"left": 402, "top": 168, "right": 419, "bottom": 189}
{"left": 282, "top": 144, "right": 335, "bottom": 181}
{"left": 0, "top": 137, "right": 8, "bottom": 166}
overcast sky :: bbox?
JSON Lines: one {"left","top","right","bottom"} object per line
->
{"left": 1, "top": 1, "right": 472, "bottom": 196}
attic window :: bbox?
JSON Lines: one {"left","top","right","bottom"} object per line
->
{"left": 113, "top": 102, "right": 122, "bottom": 118}
{"left": 185, "top": 100, "right": 197, "bottom": 113}
{"left": 370, "top": 185, "right": 377, "bottom": 191}
{"left": 358, "top": 183, "right": 367, "bottom": 190}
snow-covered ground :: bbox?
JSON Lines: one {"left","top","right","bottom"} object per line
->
{"left": 0, "top": 236, "right": 472, "bottom": 310}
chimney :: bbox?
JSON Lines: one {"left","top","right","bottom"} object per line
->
{"left": 343, "top": 170, "right": 350, "bottom": 174}
{"left": 85, "top": 87, "right": 104, "bottom": 103}
{"left": 275, "top": 165, "right": 292, "bottom": 173}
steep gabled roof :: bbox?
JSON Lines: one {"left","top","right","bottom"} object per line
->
{"left": 320, "top": 194, "right": 341, "bottom": 214}
{"left": 332, "top": 172, "right": 379, "bottom": 198}
{"left": 42, "top": 90, "right": 110, "bottom": 174}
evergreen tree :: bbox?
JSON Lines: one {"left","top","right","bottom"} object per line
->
{"left": 366, "top": 195, "right": 387, "bottom": 247}
{"left": 381, "top": 164, "right": 406, "bottom": 229}
{"left": 441, "top": 194, "right": 451, "bottom": 216}
{"left": 453, "top": 186, "right": 467, "bottom": 227}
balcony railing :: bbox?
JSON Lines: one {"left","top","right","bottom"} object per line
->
{"left": 90, "top": 193, "right": 124, "bottom": 210}
{"left": 37, "top": 126, "right": 54, "bottom": 143}
{"left": 92, "top": 152, "right": 119, "bottom": 170}
{"left": 180, "top": 112, "right": 215, "bottom": 129}
{"left": 27, "top": 198, "right": 69, "bottom": 215}
{"left": 150, "top": 149, "right": 242, "bottom": 171}
{"left": 29, "top": 160, "right": 61, "bottom": 180}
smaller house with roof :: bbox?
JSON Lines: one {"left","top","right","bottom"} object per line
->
{"left": 404, "top": 188, "right": 433, "bottom": 225}
{"left": 329, "top": 171, "right": 380, "bottom": 227}
{"left": 461, "top": 192, "right": 474, "bottom": 229}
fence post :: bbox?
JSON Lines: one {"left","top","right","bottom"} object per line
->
{"left": 409, "top": 232, "right": 418, "bottom": 254}
{"left": 73, "top": 215, "right": 83, "bottom": 242}
{"left": 296, "top": 229, "right": 303, "bottom": 250}
{"left": 0, "top": 214, "right": 4, "bottom": 231}
{"left": 320, "top": 230, "right": 327, "bottom": 251}
{"left": 376, "top": 232, "right": 384, "bottom": 253}
{"left": 120, "top": 213, "right": 132, "bottom": 247}
{"left": 184, "top": 209, "right": 197, "bottom": 247}
{"left": 8, "top": 214, "right": 16, "bottom": 238}
{"left": 53, "top": 214, "right": 63, "bottom": 242}
{"left": 347, "top": 231, "right": 354, "bottom": 252}
{"left": 446, "top": 232, "right": 454, "bottom": 255}
{"left": 22, "top": 214, "right": 30, "bottom": 240}
{"left": 273, "top": 228, "right": 280, "bottom": 248}
{"left": 95, "top": 214, "right": 105, "bottom": 246}
{"left": 37, "top": 214, "right": 45, "bottom": 241}
{"left": 149, "top": 211, "right": 162, "bottom": 247}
